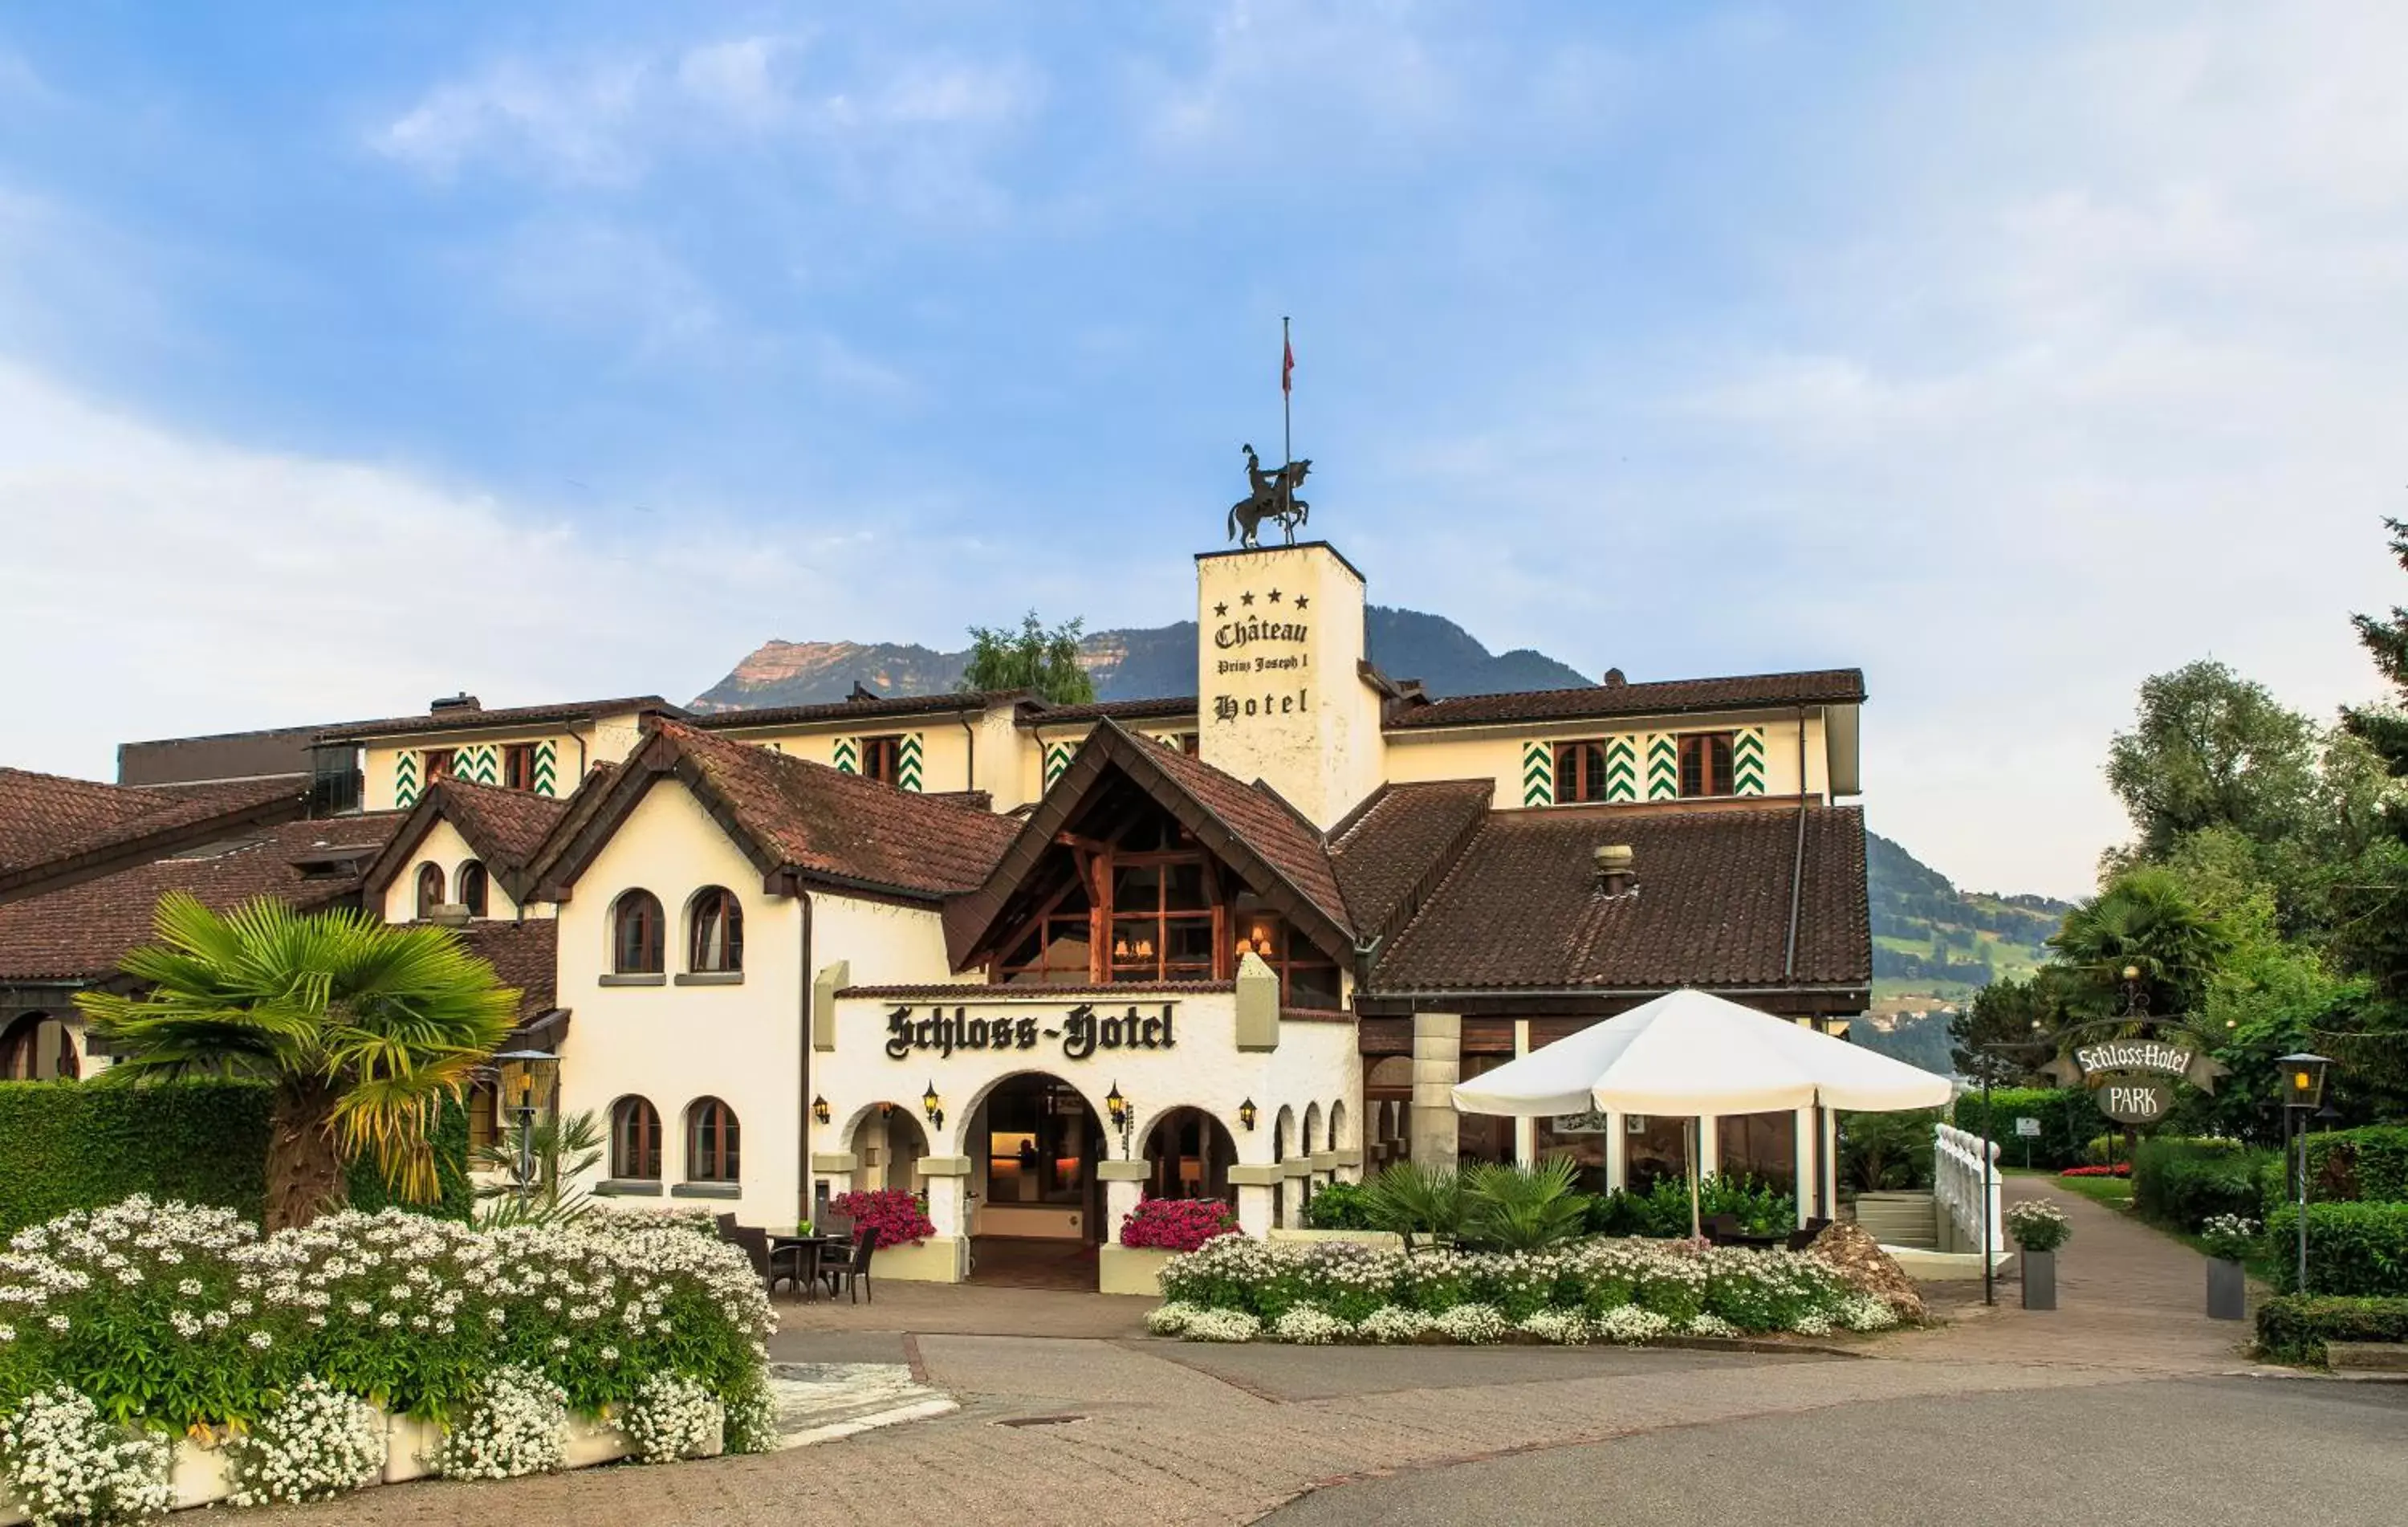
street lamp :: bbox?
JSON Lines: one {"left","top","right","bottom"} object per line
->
{"left": 2278, "top": 1052, "right": 2333, "bottom": 1294}
{"left": 492, "top": 1048, "right": 558, "bottom": 1202}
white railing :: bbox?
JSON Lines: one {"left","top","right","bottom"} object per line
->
{"left": 1934, "top": 1123, "right": 2006, "bottom": 1256}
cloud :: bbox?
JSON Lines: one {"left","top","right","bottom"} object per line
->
{"left": 372, "top": 56, "right": 657, "bottom": 185}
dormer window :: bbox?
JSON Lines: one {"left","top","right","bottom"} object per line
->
{"left": 1678, "top": 732, "right": 1735, "bottom": 797}
{"left": 503, "top": 743, "right": 538, "bottom": 791}
{"left": 860, "top": 734, "right": 904, "bottom": 785}
{"left": 1553, "top": 740, "right": 1610, "bottom": 804}
{"left": 457, "top": 861, "right": 489, "bottom": 918}
{"left": 414, "top": 862, "right": 445, "bottom": 918}
{"left": 422, "top": 749, "right": 457, "bottom": 784}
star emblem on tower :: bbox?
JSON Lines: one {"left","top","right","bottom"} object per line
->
{"left": 1267, "top": 588, "right": 1283, "bottom": 603}
{"left": 1213, "top": 602, "right": 1227, "bottom": 617}
{"left": 1294, "top": 596, "right": 1309, "bottom": 610}
{"left": 1240, "top": 591, "right": 1255, "bottom": 607}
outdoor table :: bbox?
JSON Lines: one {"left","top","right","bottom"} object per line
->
{"left": 769, "top": 1235, "right": 840, "bottom": 1301}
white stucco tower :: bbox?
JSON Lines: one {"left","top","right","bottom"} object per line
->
{"left": 1195, "top": 540, "right": 1387, "bottom": 828}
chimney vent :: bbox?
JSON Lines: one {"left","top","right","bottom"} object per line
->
{"left": 1602, "top": 667, "right": 1627, "bottom": 688}
{"left": 429, "top": 692, "right": 481, "bottom": 714}
{"left": 428, "top": 902, "right": 471, "bottom": 927}
{"left": 1593, "top": 843, "right": 1636, "bottom": 897}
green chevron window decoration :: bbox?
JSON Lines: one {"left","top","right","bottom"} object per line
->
{"left": 1645, "top": 735, "right": 1680, "bottom": 800}
{"left": 897, "top": 733, "right": 925, "bottom": 792}
{"left": 1605, "top": 735, "right": 1638, "bottom": 802}
{"left": 460, "top": 744, "right": 500, "bottom": 787}
{"left": 1044, "top": 741, "right": 1077, "bottom": 789}
{"left": 1520, "top": 741, "right": 1553, "bottom": 807}
{"left": 1732, "top": 727, "right": 1768, "bottom": 795}
{"left": 531, "top": 739, "right": 559, "bottom": 797}
{"left": 394, "top": 751, "right": 420, "bottom": 810}
{"left": 832, "top": 737, "right": 860, "bottom": 775}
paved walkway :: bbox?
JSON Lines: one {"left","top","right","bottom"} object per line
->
{"left": 279, "top": 1185, "right": 2297, "bottom": 1527}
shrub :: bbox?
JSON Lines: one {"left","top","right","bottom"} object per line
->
{"left": 1118, "top": 1197, "right": 1239, "bottom": 1252}
{"left": 2132, "top": 1138, "right": 2273, "bottom": 1231}
{"left": 2255, "top": 1294, "right": 2408, "bottom": 1365}
{"left": 828, "top": 1189, "right": 938, "bottom": 1249}
{"left": 1303, "top": 1181, "right": 1375, "bottom": 1230}
{"left": 1587, "top": 1174, "right": 1795, "bottom": 1240}
{"left": 2303, "top": 1126, "right": 2408, "bottom": 1204}
{"left": 1433, "top": 1303, "right": 1507, "bottom": 1344}
{"left": 2003, "top": 1200, "right": 2071, "bottom": 1252}
{"left": 0, "top": 1385, "right": 173, "bottom": 1527}
{"left": 1837, "top": 1109, "right": 1938, "bottom": 1191}
{"left": 1145, "top": 1303, "right": 1199, "bottom": 1336}
{"left": 1517, "top": 1309, "right": 1591, "bottom": 1344}
{"left": 1950, "top": 1089, "right": 2103, "bottom": 1170}
{"left": 225, "top": 1374, "right": 386, "bottom": 1506}
{"left": 429, "top": 1364, "right": 568, "bottom": 1480}
{"left": 1358, "top": 1306, "right": 1433, "bottom": 1343}
{"left": 617, "top": 1372, "right": 722, "bottom": 1464}
{"left": 1182, "top": 1309, "right": 1260, "bottom": 1342}
{"left": 2060, "top": 1164, "right": 2129, "bottom": 1178}
{"left": 1271, "top": 1305, "right": 1352, "bottom": 1345}
{"left": 1597, "top": 1305, "right": 1672, "bottom": 1344}
{"left": 1460, "top": 1159, "right": 1590, "bottom": 1252}
{"left": 1359, "top": 1162, "right": 1464, "bottom": 1249}
{"left": 2265, "top": 1203, "right": 2408, "bottom": 1295}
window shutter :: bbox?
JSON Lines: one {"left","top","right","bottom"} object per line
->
{"left": 1604, "top": 735, "right": 1638, "bottom": 801}
{"left": 1043, "top": 740, "right": 1077, "bottom": 789}
{"left": 832, "top": 737, "right": 860, "bottom": 775}
{"left": 897, "top": 733, "right": 925, "bottom": 792}
{"left": 395, "top": 751, "right": 421, "bottom": 809}
{"left": 460, "top": 744, "right": 499, "bottom": 786}
{"left": 1733, "top": 727, "right": 1767, "bottom": 795}
{"left": 1645, "top": 734, "right": 1679, "bottom": 800}
{"left": 532, "top": 739, "right": 559, "bottom": 796}
{"left": 1520, "top": 741, "right": 1553, "bottom": 807}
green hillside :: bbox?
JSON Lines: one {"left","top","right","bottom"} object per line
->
{"left": 1865, "top": 831, "right": 2069, "bottom": 1005}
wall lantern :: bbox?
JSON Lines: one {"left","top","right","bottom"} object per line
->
{"left": 1104, "top": 1082, "right": 1129, "bottom": 1130}
{"left": 811, "top": 1094, "right": 830, "bottom": 1126}
{"left": 2279, "top": 1053, "right": 2333, "bottom": 1111}
{"left": 921, "top": 1081, "right": 944, "bottom": 1130}
{"left": 1239, "top": 1097, "right": 1258, "bottom": 1132}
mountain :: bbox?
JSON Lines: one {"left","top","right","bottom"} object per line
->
{"left": 689, "top": 607, "right": 1595, "bottom": 711}
{"left": 1865, "top": 830, "right": 2072, "bottom": 1006}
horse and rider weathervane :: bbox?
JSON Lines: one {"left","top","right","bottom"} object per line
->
{"left": 1227, "top": 316, "right": 1313, "bottom": 548}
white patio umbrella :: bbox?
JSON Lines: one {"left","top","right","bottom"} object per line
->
{"left": 1450, "top": 988, "right": 1952, "bottom": 1236}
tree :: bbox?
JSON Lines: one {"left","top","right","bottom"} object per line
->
{"left": 2105, "top": 660, "right": 2320, "bottom": 861}
{"left": 1949, "top": 974, "right": 2065, "bottom": 1082}
{"left": 2047, "top": 866, "right": 2232, "bottom": 1020}
{"left": 78, "top": 894, "right": 518, "bottom": 1230}
{"left": 2344, "top": 517, "right": 2408, "bottom": 778}
{"left": 472, "top": 1109, "right": 604, "bottom": 1228}
{"left": 960, "top": 611, "right": 1096, "bottom": 704}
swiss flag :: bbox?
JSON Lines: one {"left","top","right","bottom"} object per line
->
{"left": 1283, "top": 335, "right": 1294, "bottom": 394}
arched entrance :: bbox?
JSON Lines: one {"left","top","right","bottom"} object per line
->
{"left": 843, "top": 1104, "right": 929, "bottom": 1196}
{"left": 0, "top": 1013, "right": 77, "bottom": 1081}
{"left": 1143, "top": 1106, "right": 1238, "bottom": 1206}
{"left": 966, "top": 1073, "right": 1104, "bottom": 1288}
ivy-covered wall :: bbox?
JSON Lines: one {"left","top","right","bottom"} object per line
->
{"left": 0, "top": 1079, "right": 472, "bottom": 1236}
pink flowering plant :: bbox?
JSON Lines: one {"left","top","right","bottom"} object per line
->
{"left": 828, "top": 1190, "right": 937, "bottom": 1249}
{"left": 1119, "top": 1198, "right": 1240, "bottom": 1253}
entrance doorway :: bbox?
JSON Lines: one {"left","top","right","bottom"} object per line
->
{"left": 968, "top": 1074, "right": 1102, "bottom": 1289}
{"left": 1144, "top": 1106, "right": 1238, "bottom": 1206}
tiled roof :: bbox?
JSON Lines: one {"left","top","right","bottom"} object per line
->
{"left": 1019, "top": 697, "right": 1199, "bottom": 725}
{"left": 538, "top": 723, "right": 1020, "bottom": 901}
{"left": 1328, "top": 780, "right": 1495, "bottom": 942}
{"left": 449, "top": 919, "right": 558, "bottom": 1020}
{"left": 1139, "top": 739, "right": 1353, "bottom": 938}
{"left": 1384, "top": 670, "right": 1867, "bottom": 730}
{"left": 1365, "top": 804, "right": 1872, "bottom": 994}
{"left": 0, "top": 768, "right": 307, "bottom": 881}
{"left": 693, "top": 691, "right": 1028, "bottom": 730}
{"left": 314, "top": 696, "right": 680, "bottom": 743}
{"left": 0, "top": 815, "right": 408, "bottom": 983}
{"left": 364, "top": 778, "right": 578, "bottom": 907}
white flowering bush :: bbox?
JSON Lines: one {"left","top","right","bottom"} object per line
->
{"left": 1182, "top": 1309, "right": 1262, "bottom": 1342}
{"left": 1792, "top": 1311, "right": 1833, "bottom": 1338}
{"left": 1597, "top": 1306, "right": 1673, "bottom": 1345}
{"left": 225, "top": 1375, "right": 385, "bottom": 1505}
{"left": 721, "top": 1377, "right": 781, "bottom": 1456}
{"left": 1684, "top": 1313, "right": 1739, "bottom": 1338}
{"left": 1357, "top": 1307, "right": 1433, "bottom": 1344}
{"left": 616, "top": 1372, "right": 722, "bottom": 1464}
{"left": 1515, "top": 1309, "right": 1592, "bottom": 1345}
{"left": 1145, "top": 1302, "right": 1200, "bottom": 1336}
{"left": 1837, "top": 1295, "right": 1901, "bottom": 1333}
{"left": 1155, "top": 1232, "right": 1877, "bottom": 1345}
{"left": 1271, "top": 1305, "right": 1352, "bottom": 1345}
{"left": 0, "top": 1386, "right": 173, "bottom": 1527}
{"left": 429, "top": 1365, "right": 568, "bottom": 1480}
{"left": 1433, "top": 1303, "right": 1508, "bottom": 1344}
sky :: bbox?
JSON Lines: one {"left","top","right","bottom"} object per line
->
{"left": 2, "top": 2, "right": 2405, "bottom": 900}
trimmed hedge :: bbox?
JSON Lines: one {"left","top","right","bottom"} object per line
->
{"left": 2265, "top": 1201, "right": 2408, "bottom": 1296}
{"left": 1950, "top": 1089, "right": 2104, "bottom": 1170}
{"left": 0, "top": 1078, "right": 472, "bottom": 1236}
{"left": 2132, "top": 1137, "right": 2276, "bottom": 1232}
{"left": 2255, "top": 1294, "right": 2408, "bottom": 1366}
{"left": 2304, "top": 1126, "right": 2408, "bottom": 1204}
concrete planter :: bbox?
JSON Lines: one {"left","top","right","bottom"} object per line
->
{"left": 872, "top": 1235, "right": 969, "bottom": 1284}
{"left": 2207, "top": 1257, "right": 2247, "bottom": 1321}
{"left": 169, "top": 1443, "right": 234, "bottom": 1511}
{"left": 2020, "top": 1248, "right": 2057, "bottom": 1310}
{"left": 1098, "top": 1244, "right": 1179, "bottom": 1297}
{"left": 563, "top": 1412, "right": 634, "bottom": 1468}
{"left": 383, "top": 1411, "right": 441, "bottom": 1483}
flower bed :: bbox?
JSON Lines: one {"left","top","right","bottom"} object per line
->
{"left": 0, "top": 1197, "right": 778, "bottom": 1525}
{"left": 1118, "top": 1198, "right": 1239, "bottom": 1252}
{"left": 1147, "top": 1236, "right": 1910, "bottom": 1346}
{"left": 2058, "top": 1164, "right": 2129, "bottom": 1178}
{"left": 826, "top": 1190, "right": 937, "bottom": 1249}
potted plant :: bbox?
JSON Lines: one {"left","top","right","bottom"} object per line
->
{"left": 2003, "top": 1199, "right": 2071, "bottom": 1310}
{"left": 2199, "top": 1213, "right": 2256, "bottom": 1321}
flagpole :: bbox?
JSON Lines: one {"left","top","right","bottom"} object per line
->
{"left": 1282, "top": 316, "right": 1292, "bottom": 470}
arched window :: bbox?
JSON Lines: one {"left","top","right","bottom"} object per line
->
{"left": 415, "top": 862, "right": 445, "bottom": 918}
{"left": 687, "top": 887, "right": 743, "bottom": 973}
{"left": 611, "top": 1096, "right": 662, "bottom": 1180}
{"left": 686, "top": 1097, "right": 740, "bottom": 1183}
{"left": 612, "top": 890, "right": 664, "bottom": 974}
{"left": 456, "top": 861, "right": 489, "bottom": 918}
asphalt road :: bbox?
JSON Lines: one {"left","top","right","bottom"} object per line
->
{"left": 1262, "top": 1377, "right": 2408, "bottom": 1527}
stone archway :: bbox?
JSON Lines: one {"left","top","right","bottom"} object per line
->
{"left": 1142, "top": 1106, "right": 1239, "bottom": 1206}
{"left": 962, "top": 1071, "right": 1106, "bottom": 1287}
{"left": 0, "top": 1012, "right": 75, "bottom": 1082}
{"left": 840, "top": 1102, "right": 929, "bottom": 1196}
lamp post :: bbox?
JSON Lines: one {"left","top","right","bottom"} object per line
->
{"left": 492, "top": 1048, "right": 558, "bottom": 1203}
{"left": 2277, "top": 1052, "right": 2333, "bottom": 1294}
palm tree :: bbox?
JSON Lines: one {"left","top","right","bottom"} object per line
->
{"left": 471, "top": 1108, "right": 604, "bottom": 1228}
{"left": 2048, "top": 867, "right": 2232, "bottom": 1021}
{"left": 77, "top": 893, "right": 519, "bottom": 1230}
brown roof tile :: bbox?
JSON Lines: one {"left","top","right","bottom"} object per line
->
{"left": 1384, "top": 669, "right": 1867, "bottom": 730}
{"left": 363, "top": 778, "right": 579, "bottom": 907}
{"left": 1328, "top": 780, "right": 1495, "bottom": 941}
{"left": 1019, "top": 697, "right": 1199, "bottom": 725}
{"left": 693, "top": 691, "right": 1028, "bottom": 730}
{"left": 449, "top": 919, "right": 559, "bottom": 1019}
{"left": 1137, "top": 737, "right": 1352, "bottom": 937}
{"left": 1365, "top": 804, "right": 1871, "bottom": 995}
{"left": 314, "top": 696, "right": 680, "bottom": 743}
{"left": 0, "top": 814, "right": 408, "bottom": 983}
{"left": 0, "top": 768, "right": 308, "bottom": 882}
